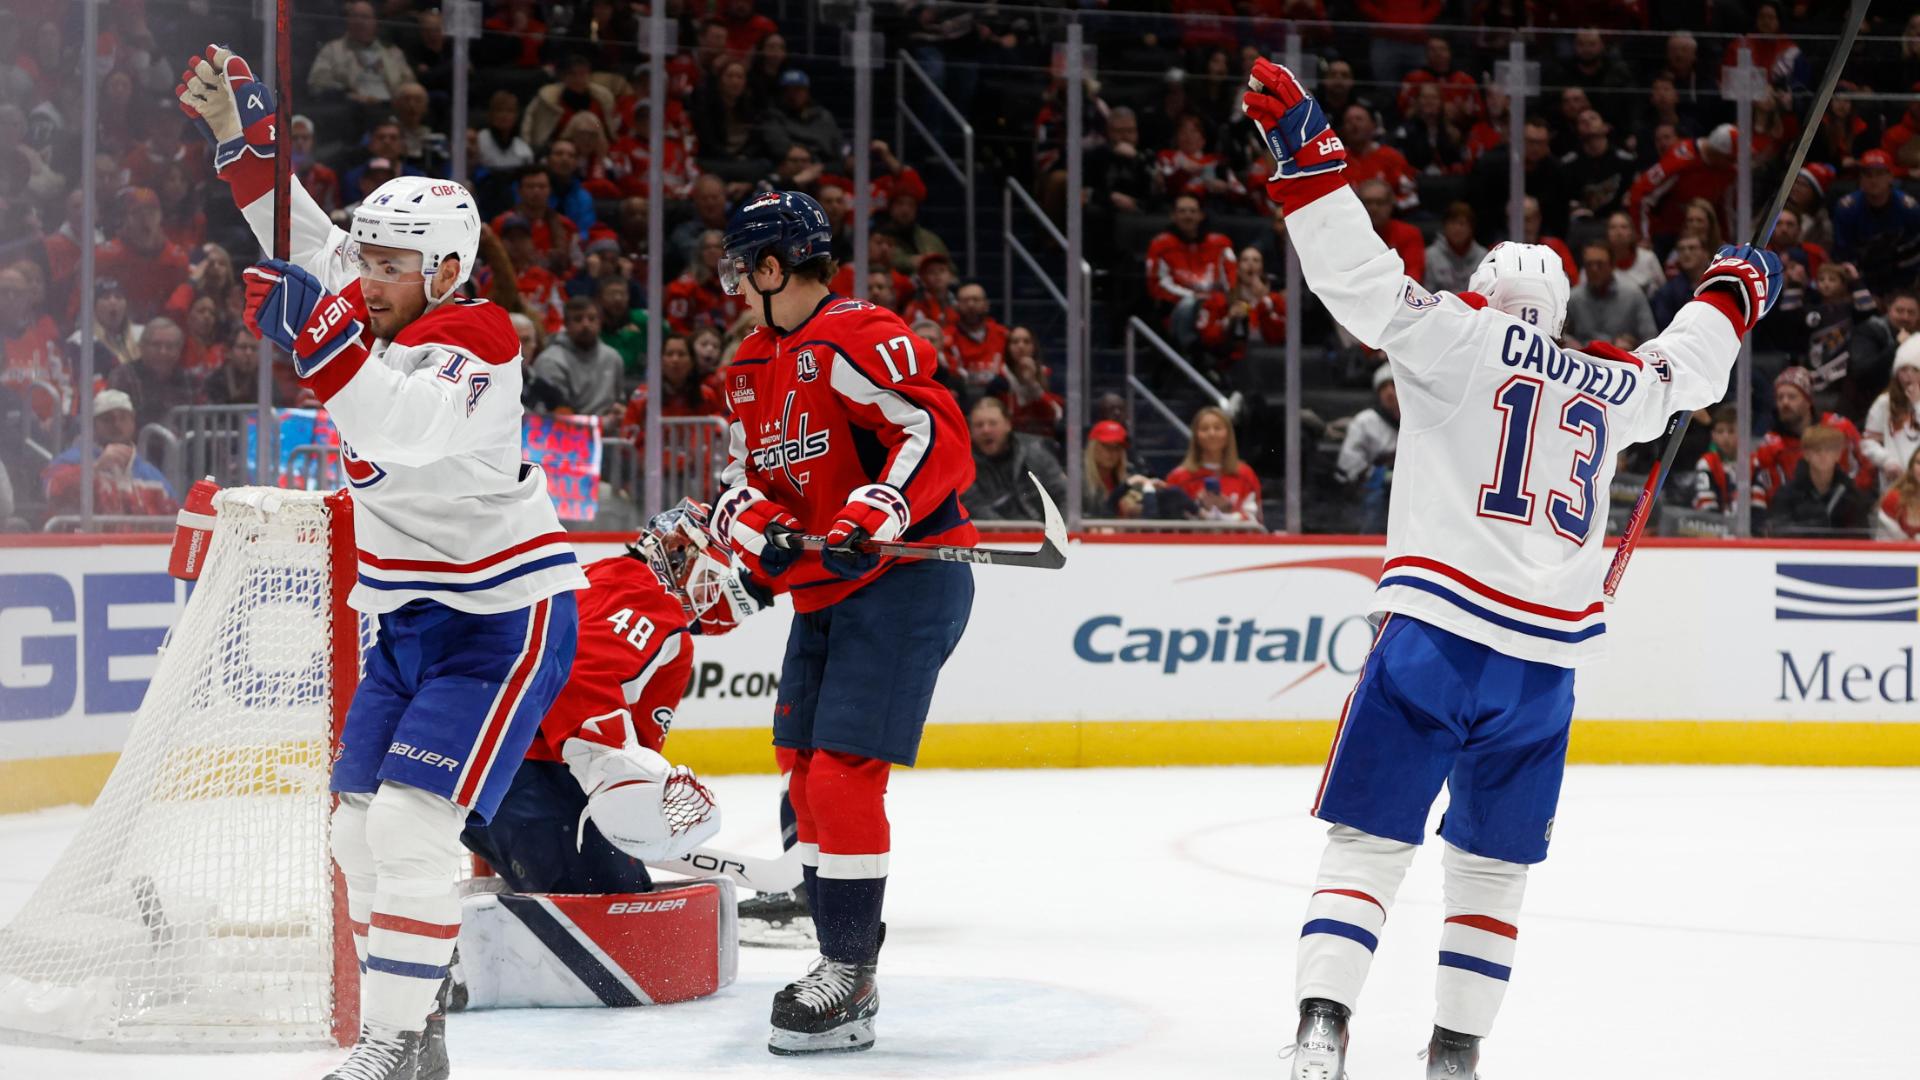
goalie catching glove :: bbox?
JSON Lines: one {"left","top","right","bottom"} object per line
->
{"left": 563, "top": 734, "right": 721, "bottom": 862}
{"left": 175, "top": 46, "right": 279, "bottom": 170}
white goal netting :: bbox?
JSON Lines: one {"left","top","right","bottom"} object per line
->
{"left": 0, "top": 489, "right": 353, "bottom": 1047}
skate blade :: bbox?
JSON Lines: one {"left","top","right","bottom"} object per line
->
{"left": 739, "top": 915, "right": 817, "bottom": 949}
{"left": 1287, "top": 1050, "right": 1344, "bottom": 1080}
{"left": 767, "top": 1017, "right": 876, "bottom": 1056}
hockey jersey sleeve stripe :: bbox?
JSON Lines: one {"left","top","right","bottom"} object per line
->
{"left": 1382, "top": 556, "right": 1604, "bottom": 622}
{"left": 1378, "top": 575, "right": 1607, "bottom": 644}
{"left": 358, "top": 530, "right": 572, "bottom": 573}
{"left": 357, "top": 551, "right": 579, "bottom": 592}
{"left": 819, "top": 341, "right": 935, "bottom": 493}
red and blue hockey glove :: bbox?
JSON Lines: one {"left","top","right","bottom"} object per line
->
{"left": 819, "top": 484, "right": 910, "bottom": 581}
{"left": 243, "top": 260, "right": 367, "bottom": 378}
{"left": 175, "top": 46, "right": 279, "bottom": 170}
{"left": 1693, "top": 244, "right": 1783, "bottom": 334}
{"left": 1241, "top": 58, "right": 1346, "bottom": 182}
{"left": 712, "top": 485, "right": 802, "bottom": 579}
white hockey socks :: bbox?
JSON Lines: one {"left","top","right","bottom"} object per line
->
{"left": 360, "top": 782, "right": 468, "bottom": 1033}
{"left": 331, "top": 793, "right": 375, "bottom": 970}
{"left": 1434, "top": 842, "right": 1528, "bottom": 1038}
{"left": 1295, "top": 824, "right": 1417, "bottom": 1011}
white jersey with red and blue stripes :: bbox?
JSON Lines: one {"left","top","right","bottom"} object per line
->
{"left": 1286, "top": 182, "right": 1747, "bottom": 666}
{"left": 218, "top": 154, "right": 586, "bottom": 616}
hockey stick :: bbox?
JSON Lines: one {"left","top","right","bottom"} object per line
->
{"left": 1602, "top": 0, "right": 1870, "bottom": 599}
{"left": 645, "top": 841, "right": 802, "bottom": 894}
{"left": 771, "top": 472, "right": 1070, "bottom": 569}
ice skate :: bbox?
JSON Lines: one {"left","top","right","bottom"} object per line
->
{"left": 767, "top": 955, "right": 879, "bottom": 1055}
{"left": 1422, "top": 1025, "right": 1481, "bottom": 1078}
{"left": 324, "top": 1026, "right": 423, "bottom": 1080}
{"left": 415, "top": 965, "right": 456, "bottom": 1080}
{"left": 739, "top": 886, "right": 816, "bottom": 948}
{"left": 1284, "top": 997, "right": 1350, "bottom": 1080}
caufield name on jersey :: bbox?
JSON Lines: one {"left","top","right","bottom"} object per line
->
{"left": 1499, "top": 323, "right": 1641, "bottom": 405}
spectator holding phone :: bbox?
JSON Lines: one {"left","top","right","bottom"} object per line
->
{"left": 1165, "top": 405, "right": 1262, "bottom": 525}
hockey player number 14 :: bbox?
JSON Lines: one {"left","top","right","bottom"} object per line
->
{"left": 874, "top": 336, "right": 920, "bottom": 382}
{"left": 1478, "top": 376, "right": 1610, "bottom": 545}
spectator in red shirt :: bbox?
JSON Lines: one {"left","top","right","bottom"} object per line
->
{"left": 1146, "top": 194, "right": 1238, "bottom": 350}
{"left": 716, "top": 0, "right": 778, "bottom": 57}
{"left": 1522, "top": 196, "right": 1579, "bottom": 284}
{"left": 1, "top": 262, "right": 68, "bottom": 426}
{"left": 1157, "top": 113, "right": 1240, "bottom": 206}
{"left": 827, "top": 231, "right": 916, "bottom": 305}
{"left": 1878, "top": 446, "right": 1920, "bottom": 541}
{"left": 623, "top": 333, "right": 724, "bottom": 449}
{"left": 1398, "top": 36, "right": 1481, "bottom": 123}
{"left": 290, "top": 115, "right": 341, "bottom": 213}
{"left": 1341, "top": 104, "right": 1419, "bottom": 213}
{"left": 1881, "top": 84, "right": 1920, "bottom": 165}
{"left": 497, "top": 215, "right": 568, "bottom": 333}
{"left": 1627, "top": 122, "right": 1737, "bottom": 251}
{"left": 663, "top": 228, "right": 737, "bottom": 336}
{"left": 41, "top": 389, "right": 178, "bottom": 520}
{"left": 95, "top": 187, "right": 189, "bottom": 324}
{"left": 1751, "top": 366, "right": 1872, "bottom": 514}
{"left": 1197, "top": 245, "right": 1287, "bottom": 368}
{"left": 492, "top": 168, "right": 580, "bottom": 273}
{"left": 1358, "top": 179, "right": 1426, "bottom": 286}
{"left": 482, "top": 0, "right": 548, "bottom": 68}
{"left": 1767, "top": 206, "right": 1828, "bottom": 279}
{"left": 1166, "top": 405, "right": 1263, "bottom": 525}
{"left": 903, "top": 251, "right": 958, "bottom": 330}
{"left": 997, "top": 325, "right": 1065, "bottom": 439}
{"left": 946, "top": 281, "right": 1010, "bottom": 394}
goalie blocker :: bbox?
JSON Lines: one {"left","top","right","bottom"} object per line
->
{"left": 453, "top": 878, "right": 738, "bottom": 1010}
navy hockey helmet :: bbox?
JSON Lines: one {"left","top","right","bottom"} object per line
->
{"left": 718, "top": 190, "right": 833, "bottom": 297}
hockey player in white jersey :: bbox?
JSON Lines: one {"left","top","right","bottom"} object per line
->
{"left": 178, "top": 48, "right": 586, "bottom": 1080}
{"left": 1239, "top": 60, "right": 1781, "bottom": 1079}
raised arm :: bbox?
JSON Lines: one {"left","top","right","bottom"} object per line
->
{"left": 176, "top": 46, "right": 355, "bottom": 290}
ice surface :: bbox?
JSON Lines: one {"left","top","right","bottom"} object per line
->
{"left": 1, "top": 766, "right": 1915, "bottom": 1079}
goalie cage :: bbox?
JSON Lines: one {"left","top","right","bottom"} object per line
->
{"left": 0, "top": 488, "right": 361, "bottom": 1048}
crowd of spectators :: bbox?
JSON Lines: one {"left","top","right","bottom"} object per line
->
{"left": 6, "top": 1, "right": 1920, "bottom": 541}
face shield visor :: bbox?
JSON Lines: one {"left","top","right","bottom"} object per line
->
{"left": 348, "top": 241, "right": 427, "bottom": 285}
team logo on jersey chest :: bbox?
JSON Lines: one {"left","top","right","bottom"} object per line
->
{"left": 794, "top": 349, "right": 820, "bottom": 383}
{"left": 730, "top": 373, "right": 756, "bottom": 404}
{"left": 748, "top": 396, "right": 831, "bottom": 487}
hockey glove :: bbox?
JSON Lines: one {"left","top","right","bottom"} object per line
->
{"left": 819, "top": 483, "right": 910, "bottom": 581}
{"left": 1694, "top": 244, "right": 1783, "bottom": 334}
{"left": 1241, "top": 58, "right": 1346, "bottom": 181}
{"left": 562, "top": 736, "right": 721, "bottom": 862}
{"left": 176, "top": 46, "right": 279, "bottom": 170}
{"left": 696, "top": 558, "right": 774, "bottom": 636}
{"left": 712, "top": 485, "right": 801, "bottom": 579}
{"left": 244, "top": 260, "right": 367, "bottom": 377}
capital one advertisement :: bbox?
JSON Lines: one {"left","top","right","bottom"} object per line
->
{"left": 3, "top": 538, "right": 1917, "bottom": 767}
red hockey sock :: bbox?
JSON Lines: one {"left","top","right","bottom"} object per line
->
{"left": 804, "top": 751, "right": 891, "bottom": 964}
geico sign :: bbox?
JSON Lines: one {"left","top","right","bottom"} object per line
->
{"left": 1778, "top": 648, "right": 1917, "bottom": 704}
{"left": 1072, "top": 613, "right": 1374, "bottom": 675}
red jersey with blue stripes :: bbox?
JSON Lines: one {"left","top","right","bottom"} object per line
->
{"left": 526, "top": 555, "right": 694, "bottom": 761}
{"left": 719, "top": 295, "right": 977, "bottom": 613}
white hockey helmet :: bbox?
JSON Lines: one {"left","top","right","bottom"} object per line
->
{"left": 349, "top": 176, "right": 481, "bottom": 305}
{"left": 1468, "top": 241, "right": 1571, "bottom": 339}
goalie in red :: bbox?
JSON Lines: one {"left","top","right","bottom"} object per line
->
{"left": 450, "top": 500, "right": 775, "bottom": 1011}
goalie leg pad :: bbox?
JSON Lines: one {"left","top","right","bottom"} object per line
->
{"left": 455, "top": 880, "right": 738, "bottom": 1009}
{"left": 361, "top": 782, "right": 468, "bottom": 1031}
{"left": 1434, "top": 842, "right": 1528, "bottom": 1038}
{"left": 1296, "top": 824, "right": 1418, "bottom": 1012}
{"left": 460, "top": 758, "right": 655, "bottom": 894}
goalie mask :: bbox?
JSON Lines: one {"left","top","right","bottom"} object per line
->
{"left": 1468, "top": 242, "right": 1570, "bottom": 339}
{"left": 630, "top": 499, "right": 728, "bottom": 619}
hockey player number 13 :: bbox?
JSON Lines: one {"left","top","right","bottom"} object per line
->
{"left": 1478, "top": 376, "right": 1610, "bottom": 545}
{"left": 874, "top": 336, "right": 919, "bottom": 382}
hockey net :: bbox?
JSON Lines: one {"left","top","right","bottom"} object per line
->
{"left": 0, "top": 488, "right": 359, "bottom": 1048}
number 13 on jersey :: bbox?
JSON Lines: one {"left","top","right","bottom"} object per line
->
{"left": 1477, "top": 376, "right": 1610, "bottom": 544}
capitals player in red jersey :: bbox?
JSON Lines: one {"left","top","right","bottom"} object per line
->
{"left": 1240, "top": 60, "right": 1781, "bottom": 1079}
{"left": 708, "top": 191, "right": 977, "bottom": 1055}
{"left": 179, "top": 49, "right": 584, "bottom": 1080}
